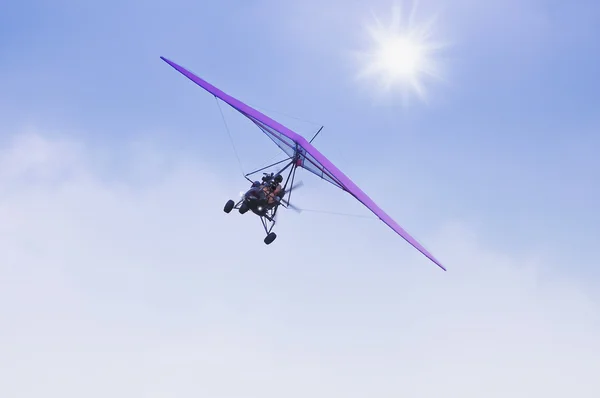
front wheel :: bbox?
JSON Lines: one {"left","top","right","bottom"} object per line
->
{"left": 239, "top": 202, "right": 249, "bottom": 214}
{"left": 223, "top": 199, "right": 235, "bottom": 213}
{"left": 264, "top": 232, "right": 277, "bottom": 245}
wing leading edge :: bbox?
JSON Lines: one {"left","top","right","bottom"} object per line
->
{"left": 161, "top": 56, "right": 446, "bottom": 271}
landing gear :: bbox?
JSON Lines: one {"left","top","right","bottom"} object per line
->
{"left": 223, "top": 152, "right": 304, "bottom": 246}
{"left": 223, "top": 199, "right": 235, "bottom": 213}
{"left": 264, "top": 232, "right": 277, "bottom": 245}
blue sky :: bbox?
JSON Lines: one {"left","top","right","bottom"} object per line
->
{"left": 3, "top": 0, "right": 599, "bottom": 276}
{"left": 2, "top": 0, "right": 600, "bottom": 396}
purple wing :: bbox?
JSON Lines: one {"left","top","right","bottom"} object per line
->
{"left": 161, "top": 56, "right": 446, "bottom": 271}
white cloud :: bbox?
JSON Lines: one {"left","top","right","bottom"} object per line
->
{"left": 1, "top": 131, "right": 598, "bottom": 397}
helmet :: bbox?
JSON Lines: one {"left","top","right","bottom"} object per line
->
{"left": 274, "top": 174, "right": 283, "bottom": 183}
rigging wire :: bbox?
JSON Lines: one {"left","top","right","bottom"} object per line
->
{"left": 215, "top": 97, "right": 246, "bottom": 178}
{"left": 214, "top": 97, "right": 295, "bottom": 178}
{"left": 251, "top": 150, "right": 288, "bottom": 172}
{"left": 295, "top": 208, "right": 377, "bottom": 220}
{"left": 247, "top": 102, "right": 323, "bottom": 128}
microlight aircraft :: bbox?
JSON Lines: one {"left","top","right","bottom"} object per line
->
{"left": 161, "top": 56, "right": 445, "bottom": 271}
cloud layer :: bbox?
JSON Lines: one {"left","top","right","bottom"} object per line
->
{"left": 1, "top": 130, "right": 599, "bottom": 397}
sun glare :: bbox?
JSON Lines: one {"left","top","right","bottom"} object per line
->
{"left": 356, "top": 3, "right": 445, "bottom": 103}
{"left": 377, "top": 35, "right": 423, "bottom": 77}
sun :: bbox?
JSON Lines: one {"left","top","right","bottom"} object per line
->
{"left": 375, "top": 35, "right": 424, "bottom": 78}
{"left": 356, "top": 2, "right": 445, "bottom": 103}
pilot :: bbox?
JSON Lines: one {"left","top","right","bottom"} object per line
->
{"left": 265, "top": 174, "right": 283, "bottom": 205}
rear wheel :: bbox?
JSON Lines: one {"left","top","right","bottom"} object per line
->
{"left": 223, "top": 200, "right": 235, "bottom": 213}
{"left": 264, "top": 232, "right": 277, "bottom": 245}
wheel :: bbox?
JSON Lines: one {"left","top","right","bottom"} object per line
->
{"left": 239, "top": 202, "right": 249, "bottom": 214}
{"left": 223, "top": 199, "right": 235, "bottom": 213}
{"left": 264, "top": 232, "right": 277, "bottom": 245}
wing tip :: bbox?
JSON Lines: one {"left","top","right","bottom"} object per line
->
{"left": 424, "top": 252, "right": 446, "bottom": 271}
{"left": 160, "top": 55, "right": 174, "bottom": 66}
{"left": 430, "top": 257, "right": 447, "bottom": 271}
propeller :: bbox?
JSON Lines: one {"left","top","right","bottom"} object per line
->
{"left": 288, "top": 180, "right": 304, "bottom": 192}
{"left": 272, "top": 180, "right": 304, "bottom": 223}
{"left": 281, "top": 199, "right": 302, "bottom": 213}
{"left": 264, "top": 169, "right": 305, "bottom": 221}
{"left": 280, "top": 180, "right": 303, "bottom": 211}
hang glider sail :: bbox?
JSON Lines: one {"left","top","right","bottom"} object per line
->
{"left": 160, "top": 56, "right": 445, "bottom": 271}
